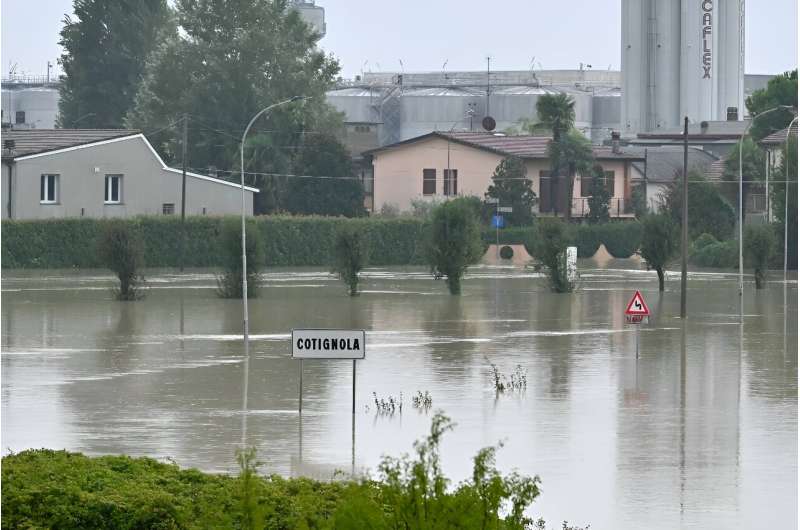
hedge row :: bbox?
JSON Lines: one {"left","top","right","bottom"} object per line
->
{"left": 1, "top": 216, "right": 429, "bottom": 269}
{"left": 1, "top": 216, "right": 644, "bottom": 269}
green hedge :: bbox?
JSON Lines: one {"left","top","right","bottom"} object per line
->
{"left": 2, "top": 216, "right": 427, "bottom": 269}
{"left": 1, "top": 215, "right": 647, "bottom": 269}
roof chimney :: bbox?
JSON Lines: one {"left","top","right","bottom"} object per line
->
{"left": 727, "top": 107, "right": 738, "bottom": 121}
{"left": 611, "top": 131, "right": 621, "bottom": 154}
{"left": 700, "top": 121, "right": 709, "bottom": 134}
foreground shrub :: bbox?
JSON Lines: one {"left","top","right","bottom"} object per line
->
{"left": 2, "top": 414, "right": 564, "bottom": 529}
{"left": 217, "top": 218, "right": 264, "bottom": 299}
{"left": 424, "top": 198, "right": 484, "bottom": 295}
{"left": 534, "top": 219, "right": 574, "bottom": 292}
{"left": 97, "top": 221, "right": 145, "bottom": 300}
{"left": 639, "top": 214, "right": 678, "bottom": 291}
{"left": 332, "top": 224, "right": 369, "bottom": 296}
{"left": 744, "top": 223, "right": 777, "bottom": 289}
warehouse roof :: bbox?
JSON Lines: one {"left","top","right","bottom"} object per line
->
{"left": 1, "top": 129, "right": 139, "bottom": 159}
{"left": 366, "top": 131, "right": 645, "bottom": 160}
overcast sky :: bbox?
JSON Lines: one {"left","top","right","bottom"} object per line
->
{"left": 1, "top": 0, "right": 797, "bottom": 79}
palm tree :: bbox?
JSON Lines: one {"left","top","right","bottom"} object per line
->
{"left": 536, "top": 93, "right": 576, "bottom": 142}
{"left": 537, "top": 93, "right": 591, "bottom": 219}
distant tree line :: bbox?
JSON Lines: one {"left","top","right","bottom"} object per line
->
{"left": 57, "top": 0, "right": 364, "bottom": 217}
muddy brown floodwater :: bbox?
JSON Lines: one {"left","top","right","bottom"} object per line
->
{"left": 2, "top": 262, "right": 796, "bottom": 529}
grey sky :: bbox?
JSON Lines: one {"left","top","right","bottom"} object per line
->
{"left": 2, "top": 0, "right": 797, "bottom": 79}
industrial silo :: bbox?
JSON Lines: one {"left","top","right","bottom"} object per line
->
{"left": 621, "top": 0, "right": 744, "bottom": 135}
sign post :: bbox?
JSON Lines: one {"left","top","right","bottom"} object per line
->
{"left": 624, "top": 291, "right": 650, "bottom": 359}
{"left": 292, "top": 329, "right": 366, "bottom": 414}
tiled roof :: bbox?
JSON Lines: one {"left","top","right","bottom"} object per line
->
{"left": 367, "top": 131, "right": 645, "bottom": 160}
{"left": 760, "top": 122, "right": 798, "bottom": 145}
{"left": 1, "top": 129, "right": 139, "bottom": 158}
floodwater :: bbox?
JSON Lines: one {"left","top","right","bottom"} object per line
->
{"left": 1, "top": 263, "right": 797, "bottom": 530}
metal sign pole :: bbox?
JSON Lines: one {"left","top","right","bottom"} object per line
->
{"left": 635, "top": 325, "right": 640, "bottom": 360}
{"left": 352, "top": 359, "right": 357, "bottom": 414}
{"left": 298, "top": 359, "right": 303, "bottom": 413}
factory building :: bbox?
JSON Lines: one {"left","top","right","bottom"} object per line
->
{"left": 621, "top": 0, "right": 746, "bottom": 135}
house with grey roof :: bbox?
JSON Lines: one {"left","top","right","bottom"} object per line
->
{"left": 1, "top": 129, "right": 257, "bottom": 220}
{"left": 365, "top": 131, "right": 644, "bottom": 218}
{"left": 629, "top": 146, "right": 719, "bottom": 211}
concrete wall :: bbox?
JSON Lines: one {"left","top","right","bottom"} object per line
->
{"left": 4, "top": 135, "right": 254, "bottom": 220}
{"left": 372, "top": 136, "right": 633, "bottom": 217}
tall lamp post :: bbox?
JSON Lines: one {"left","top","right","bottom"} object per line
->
{"left": 737, "top": 105, "right": 795, "bottom": 298}
{"left": 240, "top": 96, "right": 306, "bottom": 356}
{"left": 783, "top": 116, "right": 798, "bottom": 284}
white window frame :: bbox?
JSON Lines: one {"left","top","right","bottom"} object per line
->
{"left": 40, "top": 174, "right": 59, "bottom": 204}
{"left": 104, "top": 174, "right": 123, "bottom": 204}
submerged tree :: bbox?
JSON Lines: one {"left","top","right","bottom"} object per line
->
{"left": 744, "top": 224, "right": 777, "bottom": 289}
{"left": 97, "top": 221, "right": 146, "bottom": 300}
{"left": 534, "top": 219, "right": 574, "bottom": 293}
{"left": 217, "top": 219, "right": 264, "bottom": 299}
{"left": 331, "top": 223, "right": 369, "bottom": 296}
{"left": 639, "top": 214, "right": 678, "bottom": 291}
{"left": 424, "top": 198, "right": 484, "bottom": 295}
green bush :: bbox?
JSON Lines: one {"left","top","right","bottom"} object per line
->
{"left": 2, "top": 216, "right": 427, "bottom": 269}
{"left": 570, "top": 222, "right": 643, "bottom": 258}
{"left": 2, "top": 414, "right": 557, "bottom": 529}
{"left": 424, "top": 198, "right": 484, "bottom": 295}
{"left": 217, "top": 218, "right": 264, "bottom": 299}
{"left": 332, "top": 223, "right": 369, "bottom": 296}
{"left": 534, "top": 219, "right": 574, "bottom": 292}
{"left": 744, "top": 223, "right": 777, "bottom": 289}
{"left": 97, "top": 220, "right": 146, "bottom": 300}
{"left": 639, "top": 214, "right": 678, "bottom": 291}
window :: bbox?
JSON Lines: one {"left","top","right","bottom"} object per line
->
{"left": 104, "top": 174, "right": 123, "bottom": 204}
{"left": 162, "top": 203, "right": 175, "bottom": 215}
{"left": 15, "top": 111, "right": 25, "bottom": 124}
{"left": 443, "top": 169, "right": 458, "bottom": 196}
{"left": 40, "top": 174, "right": 58, "bottom": 203}
{"left": 423, "top": 168, "right": 436, "bottom": 195}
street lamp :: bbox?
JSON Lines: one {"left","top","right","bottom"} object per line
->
{"left": 783, "top": 116, "right": 798, "bottom": 284}
{"left": 737, "top": 105, "right": 795, "bottom": 298}
{"left": 240, "top": 96, "right": 307, "bottom": 357}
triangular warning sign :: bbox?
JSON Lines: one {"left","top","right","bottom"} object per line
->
{"left": 624, "top": 290, "right": 650, "bottom": 316}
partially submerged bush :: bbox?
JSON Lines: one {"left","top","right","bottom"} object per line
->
{"left": 534, "top": 219, "right": 575, "bottom": 292}
{"left": 689, "top": 236, "right": 737, "bottom": 268}
{"left": 217, "top": 218, "right": 264, "bottom": 299}
{"left": 424, "top": 198, "right": 484, "bottom": 295}
{"left": 639, "top": 214, "right": 678, "bottom": 291}
{"left": 97, "top": 221, "right": 145, "bottom": 300}
{"left": 744, "top": 223, "right": 777, "bottom": 289}
{"left": 332, "top": 224, "right": 369, "bottom": 296}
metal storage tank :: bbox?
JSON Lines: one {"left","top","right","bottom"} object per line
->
{"left": 2, "top": 87, "right": 59, "bottom": 128}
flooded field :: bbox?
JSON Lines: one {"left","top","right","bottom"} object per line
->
{"left": 2, "top": 263, "right": 797, "bottom": 529}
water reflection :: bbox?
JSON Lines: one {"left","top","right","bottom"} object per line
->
{"left": 1, "top": 266, "right": 796, "bottom": 529}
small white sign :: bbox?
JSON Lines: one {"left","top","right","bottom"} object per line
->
{"left": 498, "top": 206, "right": 513, "bottom": 213}
{"left": 566, "top": 246, "right": 577, "bottom": 282}
{"left": 292, "top": 329, "right": 365, "bottom": 359}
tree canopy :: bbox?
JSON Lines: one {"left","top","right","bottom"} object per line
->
{"left": 126, "top": 0, "right": 346, "bottom": 214}
{"left": 485, "top": 157, "right": 537, "bottom": 227}
{"left": 58, "top": 0, "right": 172, "bottom": 128}
{"left": 639, "top": 214, "right": 678, "bottom": 291}
{"left": 424, "top": 198, "right": 484, "bottom": 295}
{"left": 535, "top": 93, "right": 575, "bottom": 142}
{"left": 746, "top": 70, "right": 798, "bottom": 141}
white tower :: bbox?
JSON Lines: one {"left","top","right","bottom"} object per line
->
{"left": 621, "top": 0, "right": 745, "bottom": 136}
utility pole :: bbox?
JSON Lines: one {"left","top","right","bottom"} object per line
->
{"left": 180, "top": 113, "right": 188, "bottom": 272}
{"left": 681, "top": 117, "right": 688, "bottom": 318}
{"left": 486, "top": 56, "right": 491, "bottom": 118}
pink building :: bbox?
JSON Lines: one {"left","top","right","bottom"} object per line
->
{"left": 365, "top": 132, "right": 645, "bottom": 218}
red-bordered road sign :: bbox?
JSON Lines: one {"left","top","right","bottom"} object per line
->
{"left": 624, "top": 290, "right": 650, "bottom": 316}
